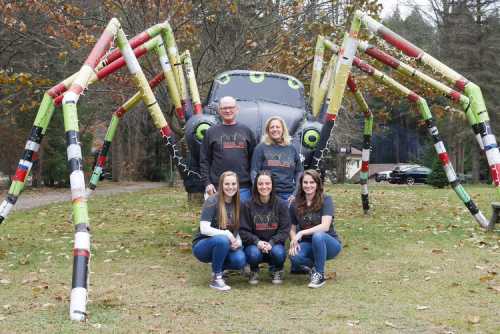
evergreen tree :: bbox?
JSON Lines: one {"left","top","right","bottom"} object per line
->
{"left": 427, "top": 157, "right": 449, "bottom": 188}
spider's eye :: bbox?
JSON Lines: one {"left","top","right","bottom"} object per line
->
{"left": 195, "top": 123, "right": 211, "bottom": 141}
{"left": 302, "top": 129, "right": 320, "bottom": 149}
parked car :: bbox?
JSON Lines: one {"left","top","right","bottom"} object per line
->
{"left": 375, "top": 171, "right": 392, "bottom": 182}
{"left": 390, "top": 165, "right": 431, "bottom": 185}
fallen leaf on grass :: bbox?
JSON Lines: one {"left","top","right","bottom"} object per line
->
{"left": 325, "top": 272, "right": 337, "bottom": 281}
{"left": 0, "top": 316, "right": 6, "bottom": 321}
{"left": 467, "top": 315, "right": 480, "bottom": 324}
{"left": 178, "top": 242, "right": 191, "bottom": 253}
{"left": 347, "top": 320, "right": 360, "bottom": 326}
{"left": 479, "top": 274, "right": 495, "bottom": 283}
{"left": 3, "top": 304, "right": 11, "bottom": 310}
{"left": 431, "top": 249, "right": 444, "bottom": 254}
{"left": 384, "top": 321, "right": 399, "bottom": 328}
{"left": 487, "top": 285, "right": 500, "bottom": 293}
{"left": 0, "top": 279, "right": 11, "bottom": 285}
{"left": 416, "top": 305, "right": 429, "bottom": 310}
{"left": 42, "top": 303, "right": 55, "bottom": 309}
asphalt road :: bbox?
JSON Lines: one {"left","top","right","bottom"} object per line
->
{"left": 0, "top": 182, "right": 166, "bottom": 211}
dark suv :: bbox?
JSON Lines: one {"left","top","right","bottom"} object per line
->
{"left": 389, "top": 165, "right": 431, "bottom": 185}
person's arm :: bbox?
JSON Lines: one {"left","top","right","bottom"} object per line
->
{"left": 239, "top": 203, "right": 260, "bottom": 245}
{"left": 250, "top": 144, "right": 264, "bottom": 185}
{"left": 289, "top": 224, "right": 300, "bottom": 256}
{"left": 270, "top": 201, "right": 291, "bottom": 246}
{"left": 199, "top": 196, "right": 234, "bottom": 241}
{"left": 288, "top": 204, "right": 300, "bottom": 256}
{"left": 199, "top": 129, "right": 214, "bottom": 190}
{"left": 294, "top": 196, "right": 334, "bottom": 240}
{"left": 200, "top": 220, "right": 234, "bottom": 239}
{"left": 248, "top": 128, "right": 257, "bottom": 159}
{"left": 292, "top": 146, "right": 304, "bottom": 196}
{"left": 234, "top": 233, "right": 242, "bottom": 249}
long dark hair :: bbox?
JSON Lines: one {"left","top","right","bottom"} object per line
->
{"left": 217, "top": 171, "right": 240, "bottom": 231}
{"left": 295, "top": 169, "right": 324, "bottom": 217}
{"left": 251, "top": 170, "right": 278, "bottom": 206}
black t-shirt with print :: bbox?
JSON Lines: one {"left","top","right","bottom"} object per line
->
{"left": 239, "top": 198, "right": 290, "bottom": 246}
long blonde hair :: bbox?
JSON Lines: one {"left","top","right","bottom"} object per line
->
{"left": 217, "top": 171, "right": 240, "bottom": 231}
{"left": 261, "top": 116, "right": 291, "bottom": 146}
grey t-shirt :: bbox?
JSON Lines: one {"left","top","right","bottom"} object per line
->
{"left": 251, "top": 143, "right": 303, "bottom": 193}
{"left": 193, "top": 194, "right": 236, "bottom": 244}
{"left": 289, "top": 195, "right": 339, "bottom": 242}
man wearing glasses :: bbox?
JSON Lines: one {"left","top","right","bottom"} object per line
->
{"left": 200, "top": 96, "right": 257, "bottom": 202}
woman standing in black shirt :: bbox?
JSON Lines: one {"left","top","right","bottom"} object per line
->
{"left": 289, "top": 169, "right": 341, "bottom": 288}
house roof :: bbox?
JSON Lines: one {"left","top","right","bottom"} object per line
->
{"left": 349, "top": 147, "right": 362, "bottom": 156}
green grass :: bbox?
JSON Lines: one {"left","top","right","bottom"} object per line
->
{"left": 0, "top": 184, "right": 499, "bottom": 333}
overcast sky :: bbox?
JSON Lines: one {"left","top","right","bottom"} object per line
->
{"left": 378, "top": 0, "right": 432, "bottom": 18}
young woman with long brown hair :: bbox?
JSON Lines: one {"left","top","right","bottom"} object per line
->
{"left": 239, "top": 170, "right": 290, "bottom": 285}
{"left": 289, "top": 169, "right": 341, "bottom": 288}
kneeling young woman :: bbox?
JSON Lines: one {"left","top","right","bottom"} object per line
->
{"left": 192, "top": 171, "right": 246, "bottom": 291}
{"left": 289, "top": 169, "right": 342, "bottom": 288}
{"left": 240, "top": 170, "right": 290, "bottom": 284}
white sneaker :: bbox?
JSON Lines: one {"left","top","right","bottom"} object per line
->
{"left": 210, "top": 273, "right": 231, "bottom": 291}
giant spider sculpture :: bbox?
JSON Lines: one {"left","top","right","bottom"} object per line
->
{"left": 0, "top": 11, "right": 498, "bottom": 321}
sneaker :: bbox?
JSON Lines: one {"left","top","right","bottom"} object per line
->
{"left": 210, "top": 273, "right": 231, "bottom": 291}
{"left": 308, "top": 270, "right": 325, "bottom": 288}
{"left": 241, "top": 264, "right": 251, "bottom": 278}
{"left": 290, "top": 265, "right": 312, "bottom": 275}
{"left": 271, "top": 270, "right": 284, "bottom": 284}
{"left": 248, "top": 271, "right": 259, "bottom": 285}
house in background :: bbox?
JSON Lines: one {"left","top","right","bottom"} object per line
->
{"left": 345, "top": 147, "right": 362, "bottom": 180}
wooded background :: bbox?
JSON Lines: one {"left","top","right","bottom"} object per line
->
{"left": 1, "top": 0, "right": 499, "bottom": 186}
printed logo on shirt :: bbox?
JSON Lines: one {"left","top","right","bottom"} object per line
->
{"left": 264, "top": 151, "right": 293, "bottom": 168}
{"left": 221, "top": 134, "right": 248, "bottom": 150}
{"left": 253, "top": 213, "right": 278, "bottom": 231}
{"left": 301, "top": 211, "right": 319, "bottom": 230}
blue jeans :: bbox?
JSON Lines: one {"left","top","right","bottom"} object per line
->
{"left": 192, "top": 235, "right": 246, "bottom": 274}
{"left": 290, "top": 232, "right": 341, "bottom": 273}
{"left": 244, "top": 244, "right": 286, "bottom": 271}
{"left": 240, "top": 187, "right": 251, "bottom": 202}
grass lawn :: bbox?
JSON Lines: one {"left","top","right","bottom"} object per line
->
{"left": 0, "top": 183, "right": 499, "bottom": 333}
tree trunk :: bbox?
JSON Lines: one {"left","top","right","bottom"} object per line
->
{"left": 471, "top": 146, "right": 480, "bottom": 183}
{"left": 336, "top": 154, "right": 346, "bottom": 183}
{"left": 112, "top": 128, "right": 122, "bottom": 182}
{"left": 456, "top": 140, "right": 465, "bottom": 174}
{"left": 32, "top": 145, "right": 42, "bottom": 187}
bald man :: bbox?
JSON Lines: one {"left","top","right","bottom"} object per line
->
{"left": 200, "top": 96, "right": 257, "bottom": 201}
